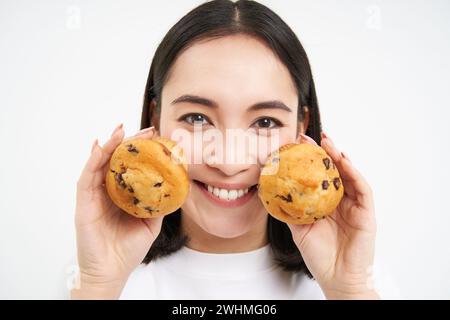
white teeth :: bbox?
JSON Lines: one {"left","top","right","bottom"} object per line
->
{"left": 228, "top": 190, "right": 238, "bottom": 200}
{"left": 218, "top": 189, "right": 228, "bottom": 200}
{"left": 204, "top": 183, "right": 252, "bottom": 201}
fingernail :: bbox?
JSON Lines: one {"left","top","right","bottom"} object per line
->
{"left": 141, "top": 126, "right": 154, "bottom": 133}
{"left": 321, "top": 131, "right": 333, "bottom": 145}
{"left": 341, "top": 151, "right": 351, "bottom": 163}
{"left": 299, "top": 133, "right": 318, "bottom": 145}
{"left": 137, "top": 126, "right": 155, "bottom": 135}
{"left": 91, "top": 139, "right": 98, "bottom": 154}
{"left": 111, "top": 123, "right": 123, "bottom": 137}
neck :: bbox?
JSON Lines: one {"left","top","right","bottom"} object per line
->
{"left": 180, "top": 213, "right": 269, "bottom": 254}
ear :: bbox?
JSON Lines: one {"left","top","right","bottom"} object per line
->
{"left": 296, "top": 106, "right": 310, "bottom": 143}
{"left": 149, "top": 98, "right": 160, "bottom": 137}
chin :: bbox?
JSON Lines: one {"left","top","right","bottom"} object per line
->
{"left": 182, "top": 201, "right": 267, "bottom": 239}
{"left": 201, "top": 218, "right": 253, "bottom": 238}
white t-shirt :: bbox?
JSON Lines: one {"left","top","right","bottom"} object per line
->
{"left": 64, "top": 244, "right": 399, "bottom": 299}
{"left": 119, "top": 244, "right": 326, "bottom": 299}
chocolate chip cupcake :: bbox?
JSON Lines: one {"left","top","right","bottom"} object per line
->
{"left": 105, "top": 137, "right": 189, "bottom": 218}
{"left": 258, "top": 143, "right": 344, "bottom": 224}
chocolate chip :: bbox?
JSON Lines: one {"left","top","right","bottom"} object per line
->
{"left": 127, "top": 144, "right": 139, "bottom": 154}
{"left": 144, "top": 207, "right": 153, "bottom": 213}
{"left": 164, "top": 194, "right": 170, "bottom": 197}
{"left": 127, "top": 185, "right": 134, "bottom": 193}
{"left": 333, "top": 177, "right": 341, "bottom": 190}
{"left": 115, "top": 173, "right": 126, "bottom": 189}
{"left": 153, "top": 182, "right": 163, "bottom": 187}
{"left": 132, "top": 197, "right": 140, "bottom": 205}
{"left": 322, "top": 180, "right": 329, "bottom": 190}
{"left": 161, "top": 145, "right": 171, "bottom": 157}
{"left": 323, "top": 158, "right": 331, "bottom": 170}
{"left": 266, "top": 201, "right": 269, "bottom": 204}
{"left": 277, "top": 193, "right": 292, "bottom": 203}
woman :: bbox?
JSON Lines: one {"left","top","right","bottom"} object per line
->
{"left": 71, "top": 0, "right": 378, "bottom": 299}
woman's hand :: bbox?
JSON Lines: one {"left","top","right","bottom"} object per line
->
{"left": 71, "top": 124, "right": 163, "bottom": 299}
{"left": 288, "top": 132, "right": 378, "bottom": 300}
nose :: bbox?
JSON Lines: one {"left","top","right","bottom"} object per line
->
{"left": 206, "top": 161, "right": 253, "bottom": 177}
{"left": 203, "top": 140, "right": 256, "bottom": 177}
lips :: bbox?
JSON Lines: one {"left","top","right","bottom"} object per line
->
{"left": 193, "top": 180, "right": 258, "bottom": 208}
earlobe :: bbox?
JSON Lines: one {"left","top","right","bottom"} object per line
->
{"left": 149, "top": 98, "right": 160, "bottom": 133}
{"left": 302, "top": 105, "right": 310, "bottom": 135}
{"left": 296, "top": 106, "right": 310, "bottom": 143}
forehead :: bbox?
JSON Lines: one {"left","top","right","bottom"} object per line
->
{"left": 163, "top": 34, "right": 298, "bottom": 107}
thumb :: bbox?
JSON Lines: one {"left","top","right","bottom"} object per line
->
{"left": 286, "top": 222, "right": 312, "bottom": 248}
{"left": 142, "top": 216, "right": 164, "bottom": 240}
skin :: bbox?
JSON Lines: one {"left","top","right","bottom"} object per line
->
{"left": 72, "top": 34, "right": 378, "bottom": 299}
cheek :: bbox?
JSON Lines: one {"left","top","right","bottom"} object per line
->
{"left": 158, "top": 113, "right": 178, "bottom": 138}
{"left": 255, "top": 128, "right": 297, "bottom": 165}
{"left": 157, "top": 119, "right": 195, "bottom": 163}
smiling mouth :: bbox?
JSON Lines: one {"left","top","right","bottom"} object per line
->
{"left": 193, "top": 180, "right": 258, "bottom": 202}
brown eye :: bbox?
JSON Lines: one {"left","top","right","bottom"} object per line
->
{"left": 180, "top": 113, "right": 211, "bottom": 126}
{"left": 253, "top": 117, "right": 282, "bottom": 129}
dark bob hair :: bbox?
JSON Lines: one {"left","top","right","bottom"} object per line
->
{"left": 140, "top": 0, "right": 322, "bottom": 277}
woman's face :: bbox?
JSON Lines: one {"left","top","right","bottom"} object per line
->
{"left": 159, "top": 34, "right": 299, "bottom": 238}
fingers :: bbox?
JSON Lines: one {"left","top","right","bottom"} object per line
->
{"left": 142, "top": 216, "right": 164, "bottom": 238}
{"left": 297, "top": 133, "right": 318, "bottom": 146}
{"left": 97, "top": 126, "right": 157, "bottom": 184}
{"left": 286, "top": 222, "right": 313, "bottom": 249}
{"left": 338, "top": 152, "right": 374, "bottom": 210}
{"left": 296, "top": 132, "right": 372, "bottom": 206}
{"left": 98, "top": 124, "right": 126, "bottom": 168}
{"left": 320, "top": 132, "right": 342, "bottom": 161}
{"left": 98, "top": 125, "right": 156, "bottom": 168}
{"left": 77, "top": 139, "right": 105, "bottom": 193}
{"left": 320, "top": 132, "right": 373, "bottom": 209}
{"left": 123, "top": 126, "right": 156, "bottom": 142}
{"left": 77, "top": 125, "right": 156, "bottom": 194}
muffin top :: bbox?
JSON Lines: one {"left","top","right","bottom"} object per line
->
{"left": 106, "top": 137, "right": 189, "bottom": 218}
{"left": 258, "top": 143, "right": 344, "bottom": 224}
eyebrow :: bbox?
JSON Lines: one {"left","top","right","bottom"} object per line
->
{"left": 170, "top": 94, "right": 293, "bottom": 112}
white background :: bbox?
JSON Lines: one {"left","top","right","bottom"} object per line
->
{"left": 1, "top": 0, "right": 449, "bottom": 299}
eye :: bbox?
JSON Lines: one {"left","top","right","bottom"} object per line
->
{"left": 252, "top": 117, "right": 283, "bottom": 129}
{"left": 179, "top": 113, "right": 212, "bottom": 126}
